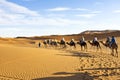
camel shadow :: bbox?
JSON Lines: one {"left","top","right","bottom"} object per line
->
{"left": 32, "top": 71, "right": 98, "bottom": 80}
{"left": 57, "top": 50, "right": 96, "bottom": 58}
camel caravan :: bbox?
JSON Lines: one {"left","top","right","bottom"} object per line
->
{"left": 38, "top": 36, "right": 118, "bottom": 57}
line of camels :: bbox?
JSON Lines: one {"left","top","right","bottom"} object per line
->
{"left": 41, "top": 39, "right": 118, "bottom": 57}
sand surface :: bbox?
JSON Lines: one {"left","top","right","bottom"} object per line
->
{"left": 0, "top": 38, "right": 120, "bottom": 80}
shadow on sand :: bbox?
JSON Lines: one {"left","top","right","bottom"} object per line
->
{"left": 32, "top": 71, "right": 98, "bottom": 80}
{"left": 83, "top": 67, "right": 120, "bottom": 71}
{"left": 57, "top": 50, "right": 96, "bottom": 58}
{"left": 32, "top": 67, "right": 120, "bottom": 80}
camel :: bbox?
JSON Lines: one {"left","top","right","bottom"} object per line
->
{"left": 100, "top": 41, "right": 118, "bottom": 57}
{"left": 77, "top": 41, "right": 87, "bottom": 51}
{"left": 88, "top": 41, "right": 101, "bottom": 50}
{"left": 43, "top": 39, "right": 55, "bottom": 47}
{"left": 66, "top": 41, "right": 76, "bottom": 48}
{"left": 57, "top": 40, "right": 66, "bottom": 48}
{"left": 51, "top": 40, "right": 58, "bottom": 47}
{"left": 43, "top": 40, "right": 48, "bottom": 47}
{"left": 43, "top": 39, "right": 58, "bottom": 47}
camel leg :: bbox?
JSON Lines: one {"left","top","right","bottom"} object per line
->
{"left": 90, "top": 45, "right": 93, "bottom": 49}
{"left": 84, "top": 44, "right": 87, "bottom": 52}
{"left": 81, "top": 46, "right": 83, "bottom": 51}
{"left": 96, "top": 46, "right": 98, "bottom": 52}
{"left": 74, "top": 46, "right": 76, "bottom": 49}
{"left": 83, "top": 46, "right": 85, "bottom": 51}
{"left": 73, "top": 45, "right": 76, "bottom": 50}
{"left": 85, "top": 45, "right": 87, "bottom": 52}
{"left": 74, "top": 45, "right": 76, "bottom": 49}
{"left": 81, "top": 46, "right": 82, "bottom": 51}
{"left": 96, "top": 45, "right": 99, "bottom": 52}
{"left": 99, "top": 45, "right": 102, "bottom": 53}
{"left": 111, "top": 49, "right": 114, "bottom": 56}
{"left": 63, "top": 45, "right": 67, "bottom": 48}
{"left": 115, "top": 48, "right": 118, "bottom": 57}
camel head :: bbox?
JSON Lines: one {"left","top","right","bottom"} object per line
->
{"left": 88, "top": 41, "right": 91, "bottom": 43}
{"left": 66, "top": 42, "right": 69, "bottom": 44}
{"left": 77, "top": 42, "right": 80, "bottom": 44}
{"left": 99, "top": 41, "right": 103, "bottom": 43}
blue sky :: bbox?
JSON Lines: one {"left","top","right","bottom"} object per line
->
{"left": 0, "top": 0, "right": 120, "bottom": 37}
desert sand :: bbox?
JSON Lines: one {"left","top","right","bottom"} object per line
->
{"left": 0, "top": 37, "right": 120, "bottom": 80}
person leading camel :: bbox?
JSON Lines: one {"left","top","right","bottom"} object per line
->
{"left": 38, "top": 42, "right": 41, "bottom": 47}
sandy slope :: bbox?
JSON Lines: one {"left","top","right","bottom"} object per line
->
{"left": 0, "top": 38, "right": 120, "bottom": 80}
{"left": 0, "top": 44, "right": 79, "bottom": 80}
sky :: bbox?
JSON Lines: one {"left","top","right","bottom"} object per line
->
{"left": 0, "top": 0, "right": 120, "bottom": 37}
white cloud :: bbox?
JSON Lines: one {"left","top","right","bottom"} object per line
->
{"left": 75, "top": 10, "right": 101, "bottom": 18}
{"left": 47, "top": 7, "right": 89, "bottom": 12}
{"left": 47, "top": 14, "right": 66, "bottom": 17}
{"left": 0, "top": 0, "right": 39, "bottom": 16}
{"left": 0, "top": 0, "right": 40, "bottom": 24}
{"left": 91, "top": 11, "right": 102, "bottom": 14}
{"left": 0, "top": 0, "right": 44, "bottom": 25}
{"left": 0, "top": 9, "right": 4, "bottom": 13}
{"left": 113, "top": 10, "right": 120, "bottom": 13}
{"left": 47, "top": 7, "right": 71, "bottom": 11}
{"left": 75, "top": 8, "right": 89, "bottom": 11}
{"left": 76, "top": 14, "right": 97, "bottom": 18}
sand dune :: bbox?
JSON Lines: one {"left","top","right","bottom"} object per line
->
{"left": 0, "top": 43, "right": 79, "bottom": 80}
{"left": 0, "top": 36, "right": 120, "bottom": 80}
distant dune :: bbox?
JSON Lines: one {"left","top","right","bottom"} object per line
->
{"left": 15, "top": 30, "right": 120, "bottom": 41}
